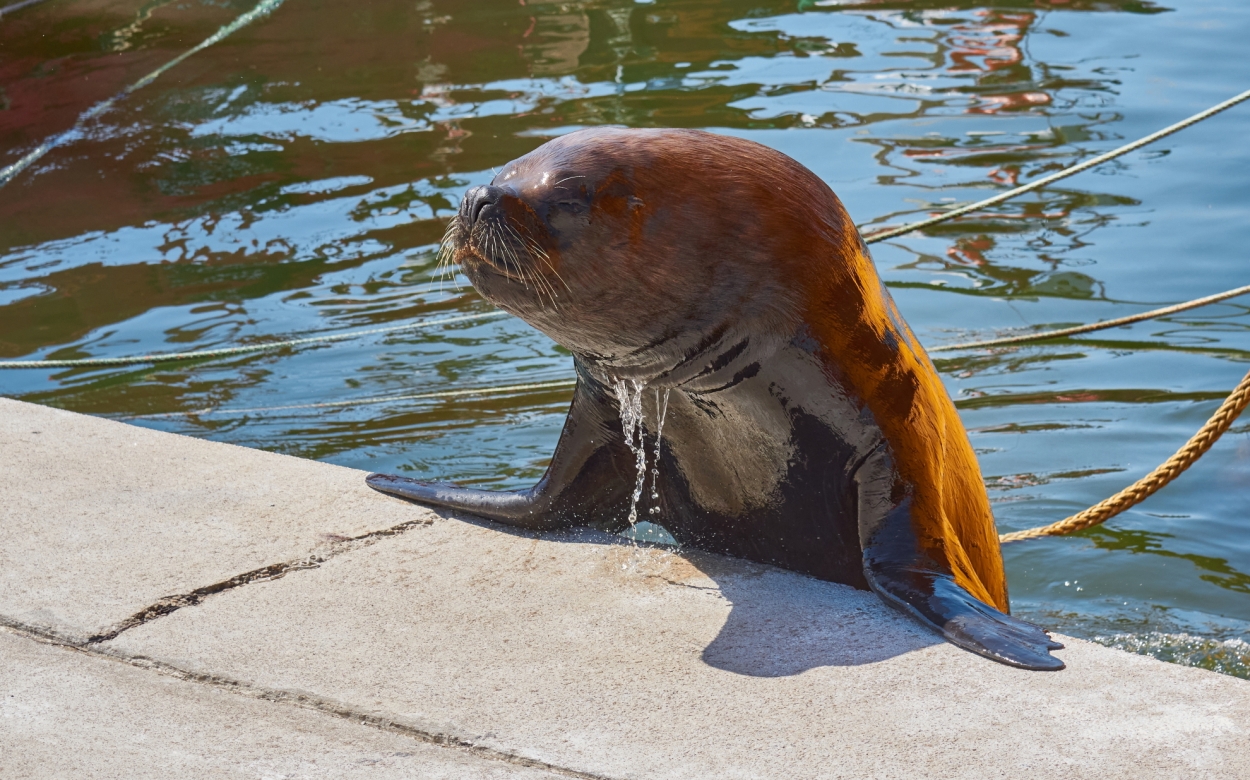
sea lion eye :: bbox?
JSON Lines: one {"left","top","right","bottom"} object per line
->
{"left": 547, "top": 186, "right": 591, "bottom": 226}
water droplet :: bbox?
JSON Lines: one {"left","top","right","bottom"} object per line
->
{"left": 649, "top": 387, "right": 671, "bottom": 519}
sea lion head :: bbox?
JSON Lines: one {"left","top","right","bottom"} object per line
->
{"left": 442, "top": 127, "right": 858, "bottom": 385}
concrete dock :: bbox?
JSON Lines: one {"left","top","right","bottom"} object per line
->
{"left": 3, "top": 397, "right": 1248, "bottom": 778}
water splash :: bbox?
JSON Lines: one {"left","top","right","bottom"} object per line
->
{"left": 1093, "top": 632, "right": 1250, "bottom": 680}
{"left": 614, "top": 378, "right": 648, "bottom": 527}
{"left": 648, "top": 387, "right": 671, "bottom": 516}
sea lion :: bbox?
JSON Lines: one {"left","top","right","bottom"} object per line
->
{"left": 367, "top": 127, "right": 1064, "bottom": 670}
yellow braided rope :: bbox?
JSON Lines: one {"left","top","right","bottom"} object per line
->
{"left": 1000, "top": 366, "right": 1250, "bottom": 543}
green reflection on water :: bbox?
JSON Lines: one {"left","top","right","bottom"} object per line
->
{"left": 1088, "top": 528, "right": 1250, "bottom": 595}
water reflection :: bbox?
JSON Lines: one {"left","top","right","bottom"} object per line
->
{"left": 1088, "top": 527, "right": 1250, "bottom": 595}
{"left": 3, "top": 0, "right": 1248, "bottom": 677}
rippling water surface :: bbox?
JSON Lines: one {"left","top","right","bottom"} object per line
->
{"left": 2, "top": 0, "right": 1248, "bottom": 677}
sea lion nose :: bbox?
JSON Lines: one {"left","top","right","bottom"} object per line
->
{"left": 463, "top": 185, "right": 504, "bottom": 228}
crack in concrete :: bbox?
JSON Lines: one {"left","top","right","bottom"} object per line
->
{"left": 86, "top": 516, "right": 434, "bottom": 644}
{"left": 1, "top": 619, "right": 619, "bottom": 780}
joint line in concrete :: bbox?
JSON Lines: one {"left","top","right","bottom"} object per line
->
{"left": 0, "top": 619, "right": 619, "bottom": 780}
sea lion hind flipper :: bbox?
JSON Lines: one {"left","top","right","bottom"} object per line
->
{"left": 866, "top": 569, "right": 1065, "bottom": 670}
{"left": 366, "top": 376, "right": 635, "bottom": 532}
{"left": 937, "top": 585, "right": 1067, "bottom": 670}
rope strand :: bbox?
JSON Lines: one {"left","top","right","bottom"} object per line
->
{"left": 1000, "top": 366, "right": 1250, "bottom": 543}
{"left": 124, "top": 378, "right": 577, "bottom": 419}
{"left": 0, "top": 312, "right": 508, "bottom": 370}
{"left": 0, "top": 0, "right": 53, "bottom": 17}
{"left": 0, "top": 0, "right": 287, "bottom": 187}
{"left": 930, "top": 283, "right": 1250, "bottom": 353}
{"left": 860, "top": 88, "right": 1250, "bottom": 244}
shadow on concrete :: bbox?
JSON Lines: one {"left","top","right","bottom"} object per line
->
{"left": 446, "top": 511, "right": 942, "bottom": 678}
{"left": 693, "top": 558, "right": 941, "bottom": 677}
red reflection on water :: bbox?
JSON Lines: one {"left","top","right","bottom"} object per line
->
{"left": 947, "top": 10, "right": 1052, "bottom": 115}
{"left": 947, "top": 235, "right": 995, "bottom": 267}
{"left": 948, "top": 11, "right": 1031, "bottom": 73}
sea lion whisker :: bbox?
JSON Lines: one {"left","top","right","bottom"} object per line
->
{"left": 516, "top": 253, "right": 545, "bottom": 303}
{"left": 519, "top": 235, "right": 550, "bottom": 262}
{"left": 499, "top": 221, "right": 526, "bottom": 252}
{"left": 527, "top": 265, "right": 556, "bottom": 310}
{"left": 439, "top": 227, "right": 457, "bottom": 260}
{"left": 507, "top": 219, "right": 543, "bottom": 249}
{"left": 502, "top": 220, "right": 531, "bottom": 247}
{"left": 502, "top": 222, "right": 564, "bottom": 303}
{"left": 435, "top": 220, "right": 460, "bottom": 294}
{"left": 519, "top": 237, "right": 568, "bottom": 293}
{"left": 536, "top": 254, "right": 572, "bottom": 294}
{"left": 503, "top": 224, "right": 563, "bottom": 293}
{"left": 538, "top": 269, "right": 561, "bottom": 310}
{"left": 499, "top": 232, "right": 534, "bottom": 294}
{"left": 443, "top": 235, "right": 459, "bottom": 264}
{"left": 504, "top": 239, "right": 532, "bottom": 293}
{"left": 514, "top": 243, "right": 556, "bottom": 309}
{"left": 504, "top": 225, "right": 540, "bottom": 268}
{"left": 521, "top": 234, "right": 551, "bottom": 261}
{"left": 530, "top": 270, "right": 554, "bottom": 310}
{"left": 489, "top": 231, "right": 523, "bottom": 287}
{"left": 515, "top": 251, "right": 538, "bottom": 297}
{"left": 479, "top": 231, "right": 500, "bottom": 276}
{"left": 499, "top": 222, "right": 538, "bottom": 290}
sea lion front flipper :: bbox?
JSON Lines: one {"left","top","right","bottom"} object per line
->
{"left": 864, "top": 566, "right": 1065, "bottom": 670}
{"left": 365, "top": 473, "right": 559, "bottom": 528}
{"left": 367, "top": 372, "right": 635, "bottom": 532}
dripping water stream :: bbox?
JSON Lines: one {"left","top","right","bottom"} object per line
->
{"left": 612, "top": 379, "right": 671, "bottom": 530}
{"left": 648, "top": 388, "right": 672, "bottom": 517}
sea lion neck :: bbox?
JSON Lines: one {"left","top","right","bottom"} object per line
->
{"left": 565, "top": 303, "right": 801, "bottom": 394}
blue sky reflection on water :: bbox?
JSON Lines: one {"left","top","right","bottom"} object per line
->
{"left": 1, "top": 0, "right": 1248, "bottom": 677}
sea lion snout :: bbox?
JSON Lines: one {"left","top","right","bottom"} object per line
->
{"left": 446, "top": 181, "right": 561, "bottom": 307}
{"left": 461, "top": 185, "right": 505, "bottom": 229}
